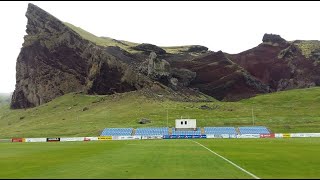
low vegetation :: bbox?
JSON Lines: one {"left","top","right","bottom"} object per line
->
{"left": 0, "top": 93, "right": 11, "bottom": 106}
{"left": 1, "top": 87, "right": 320, "bottom": 138}
{"left": 294, "top": 40, "right": 320, "bottom": 58}
{"left": 64, "top": 22, "right": 198, "bottom": 54}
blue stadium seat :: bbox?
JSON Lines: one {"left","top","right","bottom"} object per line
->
{"left": 135, "top": 127, "right": 169, "bottom": 135}
{"left": 100, "top": 128, "right": 133, "bottom": 136}
{"left": 204, "top": 127, "right": 237, "bottom": 135}
{"left": 238, "top": 126, "right": 270, "bottom": 134}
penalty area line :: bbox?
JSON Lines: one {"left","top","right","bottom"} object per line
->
{"left": 190, "top": 140, "right": 260, "bottom": 179}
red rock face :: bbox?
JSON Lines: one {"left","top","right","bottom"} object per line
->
{"left": 170, "top": 51, "right": 270, "bottom": 101}
{"left": 229, "top": 43, "right": 291, "bottom": 87}
{"left": 228, "top": 39, "right": 320, "bottom": 91}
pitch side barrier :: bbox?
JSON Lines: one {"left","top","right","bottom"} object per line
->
{"left": 206, "top": 133, "right": 320, "bottom": 138}
{"left": 275, "top": 133, "right": 320, "bottom": 138}
{"left": 9, "top": 133, "right": 320, "bottom": 143}
{"left": 22, "top": 137, "right": 98, "bottom": 142}
{"left": 163, "top": 135, "right": 207, "bottom": 139}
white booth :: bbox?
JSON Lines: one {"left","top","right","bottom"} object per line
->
{"left": 175, "top": 119, "right": 196, "bottom": 129}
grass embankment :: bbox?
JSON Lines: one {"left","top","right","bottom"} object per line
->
{"left": 0, "top": 93, "right": 10, "bottom": 106}
{"left": 0, "top": 87, "right": 320, "bottom": 138}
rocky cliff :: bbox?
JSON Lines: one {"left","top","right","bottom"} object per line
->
{"left": 11, "top": 3, "right": 151, "bottom": 109}
{"left": 170, "top": 51, "right": 270, "bottom": 101}
{"left": 228, "top": 34, "right": 320, "bottom": 92}
{"left": 11, "top": 4, "right": 320, "bottom": 108}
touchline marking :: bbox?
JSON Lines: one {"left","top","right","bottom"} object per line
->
{"left": 190, "top": 140, "right": 260, "bottom": 179}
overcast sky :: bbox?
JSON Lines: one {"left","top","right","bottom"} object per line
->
{"left": 0, "top": 1, "right": 320, "bottom": 93}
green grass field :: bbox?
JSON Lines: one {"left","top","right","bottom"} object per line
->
{"left": 0, "top": 138, "right": 319, "bottom": 178}
{"left": 1, "top": 87, "right": 320, "bottom": 138}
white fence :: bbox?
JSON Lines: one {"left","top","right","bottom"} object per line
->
{"left": 206, "top": 134, "right": 237, "bottom": 138}
{"left": 9, "top": 132, "right": 320, "bottom": 143}
{"left": 141, "top": 135, "right": 163, "bottom": 140}
{"left": 276, "top": 133, "right": 320, "bottom": 138}
{"left": 112, "top": 136, "right": 141, "bottom": 140}
{"left": 24, "top": 138, "right": 47, "bottom": 142}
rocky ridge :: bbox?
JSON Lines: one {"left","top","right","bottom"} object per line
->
{"left": 10, "top": 4, "right": 320, "bottom": 108}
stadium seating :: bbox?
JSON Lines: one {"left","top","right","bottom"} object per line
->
{"left": 238, "top": 126, "right": 270, "bottom": 134}
{"left": 204, "top": 127, "right": 237, "bottom": 135}
{"left": 100, "top": 128, "right": 133, "bottom": 136}
{"left": 135, "top": 127, "right": 169, "bottom": 135}
{"left": 172, "top": 128, "right": 201, "bottom": 135}
{"left": 99, "top": 126, "right": 270, "bottom": 136}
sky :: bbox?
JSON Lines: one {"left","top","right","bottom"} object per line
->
{"left": 0, "top": 1, "right": 320, "bottom": 93}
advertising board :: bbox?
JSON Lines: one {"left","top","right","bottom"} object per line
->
{"left": 207, "top": 134, "right": 237, "bottom": 139}
{"left": 11, "top": 138, "right": 24, "bottom": 142}
{"left": 162, "top": 135, "right": 207, "bottom": 139}
{"left": 290, "top": 133, "right": 320, "bottom": 138}
{"left": 282, "top": 133, "right": 291, "bottom": 138}
{"left": 60, "top": 137, "right": 84, "bottom": 142}
{"left": 25, "top": 138, "right": 47, "bottom": 142}
{"left": 260, "top": 134, "right": 275, "bottom": 138}
{"left": 84, "top": 137, "right": 98, "bottom": 141}
{"left": 46, "top": 138, "right": 60, "bottom": 142}
{"left": 304, "top": 133, "right": 320, "bottom": 137}
{"left": 112, "top": 136, "right": 141, "bottom": 140}
{"left": 141, "top": 135, "right": 163, "bottom": 140}
{"left": 98, "top": 136, "right": 112, "bottom": 140}
{"left": 236, "top": 134, "right": 260, "bottom": 138}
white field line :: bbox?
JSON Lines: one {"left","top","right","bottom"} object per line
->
{"left": 190, "top": 140, "right": 260, "bottom": 179}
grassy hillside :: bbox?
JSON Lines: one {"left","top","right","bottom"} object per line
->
{"left": 0, "top": 87, "right": 320, "bottom": 138}
{"left": 0, "top": 93, "right": 11, "bottom": 106}
{"left": 64, "top": 22, "right": 139, "bottom": 53}
{"left": 64, "top": 22, "right": 196, "bottom": 54}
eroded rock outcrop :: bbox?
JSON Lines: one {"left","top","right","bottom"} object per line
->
{"left": 170, "top": 68, "right": 196, "bottom": 87}
{"left": 228, "top": 34, "right": 320, "bottom": 92}
{"left": 147, "top": 52, "right": 171, "bottom": 79}
{"left": 185, "top": 45, "right": 208, "bottom": 53}
{"left": 262, "top": 33, "right": 287, "bottom": 45}
{"left": 139, "top": 52, "right": 197, "bottom": 89}
{"left": 11, "top": 3, "right": 151, "bottom": 109}
{"left": 132, "top": 43, "right": 166, "bottom": 55}
{"left": 170, "top": 51, "right": 270, "bottom": 101}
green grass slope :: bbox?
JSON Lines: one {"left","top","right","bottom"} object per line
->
{"left": 64, "top": 22, "right": 139, "bottom": 53}
{"left": 64, "top": 22, "right": 196, "bottom": 54}
{"left": 0, "top": 87, "right": 320, "bottom": 138}
{"left": 0, "top": 93, "right": 11, "bottom": 106}
{"left": 0, "top": 138, "right": 319, "bottom": 178}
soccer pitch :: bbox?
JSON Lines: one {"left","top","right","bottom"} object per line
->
{"left": 0, "top": 138, "right": 319, "bottom": 179}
